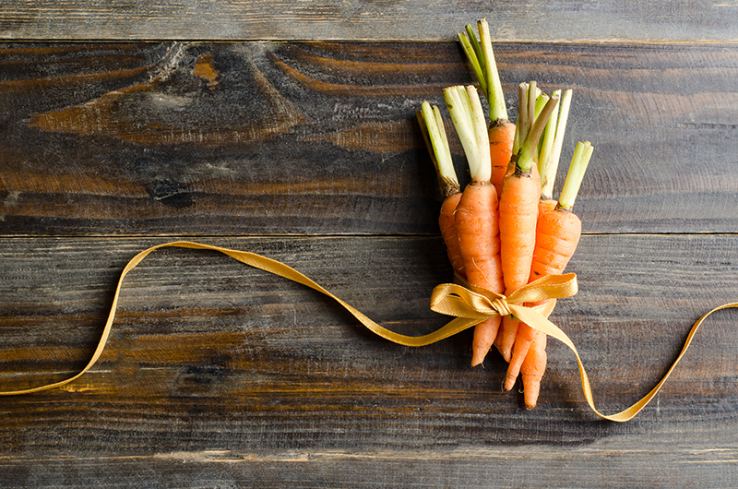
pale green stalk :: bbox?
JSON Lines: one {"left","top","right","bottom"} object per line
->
{"left": 538, "top": 89, "right": 562, "bottom": 196}
{"left": 513, "top": 82, "right": 529, "bottom": 154}
{"left": 543, "top": 89, "right": 573, "bottom": 198}
{"left": 527, "top": 81, "right": 537, "bottom": 131}
{"left": 444, "top": 85, "right": 491, "bottom": 182}
{"left": 466, "top": 24, "right": 485, "bottom": 71}
{"left": 533, "top": 93, "right": 549, "bottom": 124}
{"left": 558, "top": 141, "right": 594, "bottom": 210}
{"left": 418, "top": 101, "right": 459, "bottom": 195}
{"left": 534, "top": 93, "right": 550, "bottom": 157}
{"left": 478, "top": 18, "right": 508, "bottom": 121}
{"left": 432, "top": 105, "right": 451, "bottom": 161}
{"left": 458, "top": 32, "right": 487, "bottom": 95}
{"left": 466, "top": 85, "right": 491, "bottom": 173}
{"left": 517, "top": 94, "right": 560, "bottom": 173}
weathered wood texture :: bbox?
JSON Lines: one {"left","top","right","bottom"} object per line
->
{"left": 1, "top": 41, "right": 737, "bottom": 236}
{"left": 1, "top": 1, "right": 737, "bottom": 42}
{"left": 1, "top": 235, "right": 737, "bottom": 487}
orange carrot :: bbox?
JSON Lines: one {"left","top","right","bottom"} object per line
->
{"left": 439, "top": 193, "right": 465, "bottom": 279}
{"left": 417, "top": 102, "right": 465, "bottom": 279}
{"left": 499, "top": 90, "right": 578, "bottom": 390}
{"left": 458, "top": 19, "right": 514, "bottom": 196}
{"left": 490, "top": 120, "right": 516, "bottom": 195}
{"left": 496, "top": 84, "right": 559, "bottom": 363}
{"left": 521, "top": 332, "right": 547, "bottom": 408}
{"left": 443, "top": 85, "right": 504, "bottom": 366}
{"left": 517, "top": 142, "right": 594, "bottom": 408}
{"left": 494, "top": 196, "right": 552, "bottom": 360}
{"left": 496, "top": 88, "right": 571, "bottom": 361}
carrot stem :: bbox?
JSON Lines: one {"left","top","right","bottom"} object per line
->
{"left": 542, "top": 89, "right": 573, "bottom": 199}
{"left": 458, "top": 31, "right": 487, "bottom": 96}
{"left": 477, "top": 18, "right": 508, "bottom": 121}
{"left": 527, "top": 81, "right": 538, "bottom": 129}
{"left": 465, "top": 24, "right": 484, "bottom": 66}
{"left": 558, "top": 141, "right": 593, "bottom": 210}
{"left": 538, "top": 89, "right": 561, "bottom": 197}
{"left": 533, "top": 92, "right": 549, "bottom": 125}
{"left": 517, "top": 93, "right": 559, "bottom": 173}
{"left": 513, "top": 82, "right": 529, "bottom": 154}
{"left": 444, "top": 85, "right": 491, "bottom": 182}
{"left": 418, "top": 101, "right": 459, "bottom": 195}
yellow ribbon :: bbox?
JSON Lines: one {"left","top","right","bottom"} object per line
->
{"left": 1, "top": 240, "right": 735, "bottom": 423}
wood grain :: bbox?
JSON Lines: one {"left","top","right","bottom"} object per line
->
{"left": 2, "top": 445, "right": 737, "bottom": 489}
{"left": 1, "top": 41, "right": 737, "bottom": 236}
{"left": 1, "top": 1, "right": 737, "bottom": 42}
{"left": 1, "top": 235, "right": 736, "bottom": 487}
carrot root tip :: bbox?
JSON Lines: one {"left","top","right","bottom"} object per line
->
{"left": 471, "top": 347, "right": 489, "bottom": 367}
{"left": 523, "top": 380, "right": 541, "bottom": 409}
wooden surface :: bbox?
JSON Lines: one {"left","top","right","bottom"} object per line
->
{"left": 1, "top": 1, "right": 738, "bottom": 42}
{"left": 1, "top": 41, "right": 737, "bottom": 235}
{"left": 1, "top": 3, "right": 738, "bottom": 489}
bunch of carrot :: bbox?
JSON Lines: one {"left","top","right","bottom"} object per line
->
{"left": 418, "top": 19, "right": 595, "bottom": 409}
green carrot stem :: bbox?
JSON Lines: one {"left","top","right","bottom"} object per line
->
{"left": 517, "top": 94, "right": 560, "bottom": 173}
{"left": 466, "top": 86, "right": 487, "bottom": 150}
{"left": 418, "top": 101, "right": 459, "bottom": 195}
{"left": 478, "top": 18, "right": 508, "bottom": 121}
{"left": 458, "top": 32, "right": 487, "bottom": 95}
{"left": 432, "top": 105, "right": 451, "bottom": 160}
{"left": 513, "top": 82, "right": 529, "bottom": 154}
{"left": 527, "top": 81, "right": 537, "bottom": 130}
{"left": 444, "top": 85, "right": 490, "bottom": 182}
{"left": 543, "top": 89, "right": 573, "bottom": 198}
{"left": 558, "top": 141, "right": 593, "bottom": 210}
{"left": 535, "top": 94, "right": 550, "bottom": 157}
{"left": 538, "top": 89, "right": 562, "bottom": 197}
{"left": 533, "top": 93, "right": 549, "bottom": 124}
{"left": 465, "top": 24, "right": 486, "bottom": 75}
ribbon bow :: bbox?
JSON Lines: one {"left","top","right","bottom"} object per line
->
{"left": 430, "top": 273, "right": 577, "bottom": 323}
{"left": 1, "top": 241, "right": 735, "bottom": 423}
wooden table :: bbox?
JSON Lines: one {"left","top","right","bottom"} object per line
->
{"left": 1, "top": 2, "right": 737, "bottom": 487}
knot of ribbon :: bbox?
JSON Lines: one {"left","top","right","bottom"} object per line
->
{"left": 428, "top": 273, "right": 577, "bottom": 325}
{"left": 1, "top": 240, "right": 735, "bottom": 424}
{"left": 489, "top": 298, "right": 511, "bottom": 318}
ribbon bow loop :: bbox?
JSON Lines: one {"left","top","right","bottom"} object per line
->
{"left": 429, "top": 283, "right": 506, "bottom": 319}
{"left": 429, "top": 273, "right": 578, "bottom": 321}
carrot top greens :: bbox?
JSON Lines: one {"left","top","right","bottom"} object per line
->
{"left": 539, "top": 89, "right": 573, "bottom": 200}
{"left": 458, "top": 19, "right": 508, "bottom": 122}
{"left": 514, "top": 82, "right": 560, "bottom": 174}
{"left": 417, "top": 101, "right": 459, "bottom": 196}
{"left": 443, "top": 85, "right": 491, "bottom": 182}
{"left": 558, "top": 141, "right": 594, "bottom": 210}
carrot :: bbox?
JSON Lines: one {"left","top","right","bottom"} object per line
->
{"left": 495, "top": 85, "right": 559, "bottom": 363}
{"left": 502, "top": 92, "right": 577, "bottom": 389}
{"left": 496, "top": 88, "right": 572, "bottom": 361}
{"left": 517, "top": 142, "right": 595, "bottom": 408}
{"left": 458, "top": 19, "right": 515, "bottom": 197}
{"left": 443, "top": 85, "right": 504, "bottom": 366}
{"left": 417, "top": 101, "right": 465, "bottom": 279}
{"left": 521, "top": 331, "right": 547, "bottom": 409}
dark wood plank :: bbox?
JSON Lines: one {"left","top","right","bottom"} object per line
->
{"left": 0, "top": 1, "right": 737, "bottom": 42}
{"left": 1, "top": 235, "right": 737, "bottom": 488}
{"left": 1, "top": 41, "right": 737, "bottom": 236}
{"left": 2, "top": 445, "right": 737, "bottom": 489}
